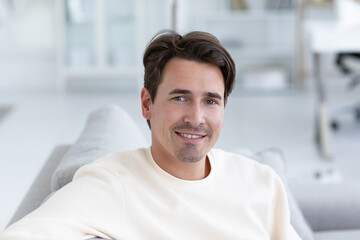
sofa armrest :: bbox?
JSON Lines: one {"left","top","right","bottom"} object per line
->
{"left": 290, "top": 182, "right": 360, "bottom": 232}
{"left": 7, "top": 145, "right": 71, "bottom": 227}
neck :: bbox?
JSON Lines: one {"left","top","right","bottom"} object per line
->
{"left": 150, "top": 146, "right": 211, "bottom": 180}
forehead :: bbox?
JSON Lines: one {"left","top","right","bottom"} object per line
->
{"left": 159, "top": 58, "right": 225, "bottom": 93}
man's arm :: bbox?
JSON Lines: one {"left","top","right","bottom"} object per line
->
{"left": 269, "top": 171, "right": 302, "bottom": 240}
{"left": 0, "top": 164, "right": 126, "bottom": 240}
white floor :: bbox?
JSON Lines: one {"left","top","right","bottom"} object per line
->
{"left": 0, "top": 77, "right": 359, "bottom": 230}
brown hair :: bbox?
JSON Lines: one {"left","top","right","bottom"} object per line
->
{"left": 143, "top": 30, "right": 236, "bottom": 104}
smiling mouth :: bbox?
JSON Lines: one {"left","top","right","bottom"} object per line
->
{"left": 175, "top": 131, "right": 206, "bottom": 139}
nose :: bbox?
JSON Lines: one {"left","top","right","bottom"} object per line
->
{"left": 184, "top": 102, "right": 205, "bottom": 127}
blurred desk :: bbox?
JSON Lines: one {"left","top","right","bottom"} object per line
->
{"left": 305, "top": 20, "right": 360, "bottom": 158}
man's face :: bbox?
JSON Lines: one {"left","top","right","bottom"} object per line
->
{"left": 141, "top": 57, "right": 225, "bottom": 164}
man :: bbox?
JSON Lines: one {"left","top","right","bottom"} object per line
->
{"left": 0, "top": 31, "right": 301, "bottom": 239}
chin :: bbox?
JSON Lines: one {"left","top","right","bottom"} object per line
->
{"left": 174, "top": 145, "right": 208, "bottom": 163}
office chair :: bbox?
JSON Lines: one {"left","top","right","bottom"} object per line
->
{"left": 331, "top": 53, "right": 360, "bottom": 130}
{"left": 329, "top": 0, "right": 360, "bottom": 130}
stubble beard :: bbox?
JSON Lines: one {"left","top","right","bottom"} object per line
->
{"left": 171, "top": 124, "right": 212, "bottom": 163}
{"left": 174, "top": 142, "right": 205, "bottom": 163}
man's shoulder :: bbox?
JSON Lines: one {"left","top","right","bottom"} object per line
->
{"left": 210, "top": 148, "right": 258, "bottom": 166}
{"left": 91, "top": 147, "right": 149, "bottom": 167}
{"left": 73, "top": 148, "right": 148, "bottom": 177}
{"left": 73, "top": 147, "right": 150, "bottom": 182}
{"left": 209, "top": 148, "right": 278, "bottom": 180}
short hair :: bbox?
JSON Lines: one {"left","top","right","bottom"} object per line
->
{"left": 143, "top": 30, "right": 236, "bottom": 104}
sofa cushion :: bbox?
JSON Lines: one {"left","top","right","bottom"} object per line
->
{"left": 8, "top": 145, "right": 71, "bottom": 226}
{"left": 314, "top": 229, "right": 360, "bottom": 240}
{"left": 235, "top": 148, "right": 315, "bottom": 240}
{"left": 291, "top": 181, "right": 360, "bottom": 231}
{"left": 50, "top": 105, "right": 149, "bottom": 192}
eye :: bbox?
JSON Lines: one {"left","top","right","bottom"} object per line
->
{"left": 207, "top": 99, "right": 217, "bottom": 105}
{"left": 173, "top": 96, "right": 186, "bottom": 102}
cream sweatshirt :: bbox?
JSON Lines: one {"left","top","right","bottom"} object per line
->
{"left": 0, "top": 148, "right": 301, "bottom": 240}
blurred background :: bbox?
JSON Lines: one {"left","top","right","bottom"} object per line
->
{"left": 0, "top": 0, "right": 360, "bottom": 231}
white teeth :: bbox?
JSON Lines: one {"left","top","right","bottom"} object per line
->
{"left": 178, "top": 133, "right": 202, "bottom": 139}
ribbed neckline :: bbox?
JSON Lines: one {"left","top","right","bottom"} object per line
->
{"left": 144, "top": 147, "right": 215, "bottom": 188}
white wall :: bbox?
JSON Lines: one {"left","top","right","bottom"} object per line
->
{"left": 0, "top": 0, "right": 57, "bottom": 92}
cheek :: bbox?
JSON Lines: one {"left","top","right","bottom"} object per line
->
{"left": 208, "top": 110, "right": 224, "bottom": 131}
{"left": 215, "top": 118, "right": 224, "bottom": 132}
{"left": 154, "top": 102, "right": 181, "bottom": 128}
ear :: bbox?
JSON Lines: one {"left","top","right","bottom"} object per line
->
{"left": 141, "top": 88, "right": 152, "bottom": 120}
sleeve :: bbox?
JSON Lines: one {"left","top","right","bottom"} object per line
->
{"left": 269, "top": 172, "right": 303, "bottom": 240}
{"left": 0, "top": 163, "right": 126, "bottom": 240}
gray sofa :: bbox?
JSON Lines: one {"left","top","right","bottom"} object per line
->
{"left": 6, "top": 105, "right": 360, "bottom": 240}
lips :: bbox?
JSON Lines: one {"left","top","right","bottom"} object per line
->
{"left": 175, "top": 132, "right": 206, "bottom": 139}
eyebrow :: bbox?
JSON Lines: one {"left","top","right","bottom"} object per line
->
{"left": 168, "top": 88, "right": 223, "bottom": 101}
{"left": 206, "top": 92, "right": 223, "bottom": 101}
{"left": 168, "top": 89, "right": 191, "bottom": 95}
